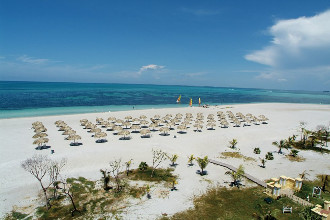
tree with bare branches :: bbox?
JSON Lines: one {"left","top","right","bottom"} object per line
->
{"left": 109, "top": 159, "right": 123, "bottom": 192}
{"left": 151, "top": 149, "right": 168, "bottom": 177}
{"left": 21, "top": 155, "right": 66, "bottom": 209}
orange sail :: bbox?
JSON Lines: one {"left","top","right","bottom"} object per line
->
{"left": 189, "top": 98, "right": 192, "bottom": 107}
{"left": 198, "top": 98, "right": 201, "bottom": 106}
{"left": 176, "top": 95, "right": 181, "bottom": 103}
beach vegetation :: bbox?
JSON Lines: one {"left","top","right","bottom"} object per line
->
{"left": 196, "top": 156, "right": 209, "bottom": 176}
{"left": 260, "top": 158, "right": 266, "bottom": 168}
{"left": 299, "top": 206, "right": 322, "bottom": 220}
{"left": 109, "top": 159, "right": 124, "bottom": 193}
{"left": 187, "top": 154, "right": 195, "bottom": 166}
{"left": 253, "top": 147, "right": 261, "bottom": 154}
{"left": 225, "top": 164, "right": 245, "bottom": 188}
{"left": 272, "top": 139, "right": 290, "bottom": 154}
{"left": 21, "top": 155, "right": 66, "bottom": 210}
{"left": 159, "top": 186, "right": 304, "bottom": 220}
{"left": 265, "top": 152, "right": 274, "bottom": 160}
{"left": 228, "top": 138, "right": 238, "bottom": 149}
{"left": 125, "top": 159, "right": 133, "bottom": 176}
{"left": 169, "top": 154, "right": 178, "bottom": 167}
{"left": 3, "top": 211, "right": 31, "bottom": 220}
{"left": 294, "top": 175, "right": 330, "bottom": 206}
{"left": 128, "top": 167, "right": 176, "bottom": 182}
{"left": 138, "top": 161, "right": 148, "bottom": 171}
{"left": 100, "top": 169, "right": 111, "bottom": 191}
{"left": 220, "top": 151, "right": 256, "bottom": 161}
{"left": 289, "top": 149, "right": 299, "bottom": 157}
{"left": 151, "top": 149, "right": 168, "bottom": 177}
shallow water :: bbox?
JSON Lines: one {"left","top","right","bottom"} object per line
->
{"left": 0, "top": 81, "right": 329, "bottom": 118}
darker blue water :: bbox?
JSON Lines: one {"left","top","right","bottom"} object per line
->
{"left": 0, "top": 81, "right": 329, "bottom": 117}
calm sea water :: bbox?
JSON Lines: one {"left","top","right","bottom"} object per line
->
{"left": 0, "top": 81, "right": 329, "bottom": 118}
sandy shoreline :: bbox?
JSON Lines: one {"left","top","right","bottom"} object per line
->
{"left": 0, "top": 103, "right": 329, "bottom": 218}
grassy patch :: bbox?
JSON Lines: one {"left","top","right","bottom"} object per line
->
{"left": 286, "top": 155, "right": 306, "bottom": 162}
{"left": 294, "top": 176, "right": 330, "bottom": 206}
{"left": 160, "top": 187, "right": 304, "bottom": 220}
{"left": 220, "top": 152, "right": 256, "bottom": 162}
{"left": 4, "top": 211, "right": 31, "bottom": 220}
{"left": 128, "top": 167, "right": 177, "bottom": 182}
{"left": 292, "top": 141, "right": 330, "bottom": 153}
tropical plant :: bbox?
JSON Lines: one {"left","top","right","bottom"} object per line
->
{"left": 320, "top": 175, "right": 329, "bottom": 192}
{"left": 299, "top": 206, "right": 322, "bottom": 220}
{"left": 171, "top": 178, "right": 178, "bottom": 191}
{"left": 299, "top": 170, "right": 309, "bottom": 180}
{"left": 229, "top": 139, "right": 238, "bottom": 149}
{"left": 265, "top": 152, "right": 274, "bottom": 160}
{"left": 188, "top": 154, "right": 195, "bottom": 166}
{"left": 125, "top": 159, "right": 133, "bottom": 176}
{"left": 169, "top": 154, "right": 178, "bottom": 166}
{"left": 253, "top": 147, "right": 261, "bottom": 154}
{"left": 100, "top": 169, "right": 111, "bottom": 190}
{"left": 272, "top": 140, "right": 289, "bottom": 154}
{"left": 196, "top": 156, "right": 209, "bottom": 176}
{"left": 225, "top": 164, "right": 245, "bottom": 188}
{"left": 299, "top": 121, "right": 307, "bottom": 141}
{"left": 260, "top": 158, "right": 266, "bottom": 168}
{"left": 139, "top": 161, "right": 148, "bottom": 171}
{"left": 289, "top": 149, "right": 299, "bottom": 157}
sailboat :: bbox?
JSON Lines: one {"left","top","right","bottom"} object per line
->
{"left": 189, "top": 98, "right": 192, "bottom": 107}
{"left": 176, "top": 95, "right": 181, "bottom": 103}
{"left": 198, "top": 98, "right": 201, "bottom": 107}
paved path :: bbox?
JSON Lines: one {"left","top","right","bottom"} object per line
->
{"left": 209, "top": 159, "right": 267, "bottom": 188}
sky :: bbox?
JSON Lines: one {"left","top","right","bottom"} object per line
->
{"left": 1, "top": 0, "right": 330, "bottom": 91}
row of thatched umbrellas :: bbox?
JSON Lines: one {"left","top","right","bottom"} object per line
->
{"left": 32, "top": 121, "right": 49, "bottom": 149}
{"left": 55, "top": 120, "right": 82, "bottom": 145}
{"left": 225, "top": 111, "right": 269, "bottom": 127}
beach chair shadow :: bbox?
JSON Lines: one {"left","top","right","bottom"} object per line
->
{"left": 35, "top": 145, "right": 51, "bottom": 150}
{"left": 196, "top": 170, "right": 208, "bottom": 175}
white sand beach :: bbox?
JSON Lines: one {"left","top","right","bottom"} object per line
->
{"left": 0, "top": 103, "right": 329, "bottom": 219}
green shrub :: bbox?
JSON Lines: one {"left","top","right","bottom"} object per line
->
{"left": 138, "top": 162, "right": 148, "bottom": 171}
{"left": 253, "top": 147, "right": 261, "bottom": 154}
{"left": 265, "top": 152, "right": 274, "bottom": 160}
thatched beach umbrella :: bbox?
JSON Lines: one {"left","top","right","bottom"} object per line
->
{"left": 90, "top": 128, "right": 102, "bottom": 133}
{"left": 33, "top": 137, "right": 49, "bottom": 149}
{"left": 108, "top": 117, "right": 116, "bottom": 122}
{"left": 140, "top": 129, "right": 151, "bottom": 138}
{"left": 63, "top": 129, "right": 76, "bottom": 136}
{"left": 177, "top": 125, "right": 187, "bottom": 133}
{"left": 139, "top": 115, "right": 147, "bottom": 120}
{"left": 194, "top": 123, "right": 203, "bottom": 132}
{"left": 123, "top": 121, "right": 132, "bottom": 129}
{"left": 115, "top": 119, "right": 124, "bottom": 125}
{"left": 96, "top": 117, "right": 104, "bottom": 124}
{"left": 140, "top": 120, "right": 149, "bottom": 128}
{"left": 32, "top": 132, "right": 48, "bottom": 139}
{"left": 132, "top": 118, "right": 140, "bottom": 124}
{"left": 206, "top": 123, "right": 216, "bottom": 130}
{"left": 125, "top": 116, "right": 132, "bottom": 122}
{"left": 34, "top": 127, "right": 47, "bottom": 133}
{"left": 118, "top": 130, "right": 130, "bottom": 140}
{"left": 153, "top": 115, "right": 161, "bottom": 120}
{"left": 159, "top": 127, "right": 170, "bottom": 135}
{"left": 207, "top": 119, "right": 216, "bottom": 123}
{"left": 149, "top": 123, "right": 159, "bottom": 131}
{"left": 67, "top": 134, "right": 81, "bottom": 143}
{"left": 131, "top": 124, "right": 141, "bottom": 132}
{"left": 94, "top": 132, "right": 107, "bottom": 139}
{"left": 85, "top": 123, "right": 96, "bottom": 130}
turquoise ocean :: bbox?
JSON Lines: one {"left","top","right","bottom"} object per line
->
{"left": 0, "top": 81, "right": 329, "bottom": 119}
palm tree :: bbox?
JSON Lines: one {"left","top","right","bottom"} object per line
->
{"left": 187, "top": 155, "right": 195, "bottom": 166}
{"left": 299, "top": 170, "right": 309, "bottom": 180}
{"left": 169, "top": 154, "right": 178, "bottom": 166}
{"left": 260, "top": 158, "right": 266, "bottom": 168}
{"left": 225, "top": 164, "right": 245, "bottom": 188}
{"left": 272, "top": 140, "right": 289, "bottom": 154}
{"left": 229, "top": 139, "right": 238, "bottom": 149}
{"left": 196, "top": 156, "right": 209, "bottom": 176}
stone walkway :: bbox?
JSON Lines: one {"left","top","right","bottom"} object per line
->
{"left": 209, "top": 159, "right": 267, "bottom": 188}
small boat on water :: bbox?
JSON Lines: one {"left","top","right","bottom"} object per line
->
{"left": 189, "top": 98, "right": 192, "bottom": 107}
{"left": 176, "top": 95, "right": 181, "bottom": 103}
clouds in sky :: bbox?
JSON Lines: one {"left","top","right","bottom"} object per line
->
{"left": 138, "top": 64, "right": 165, "bottom": 75}
{"left": 17, "top": 55, "right": 50, "bottom": 65}
{"left": 245, "top": 10, "right": 330, "bottom": 81}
